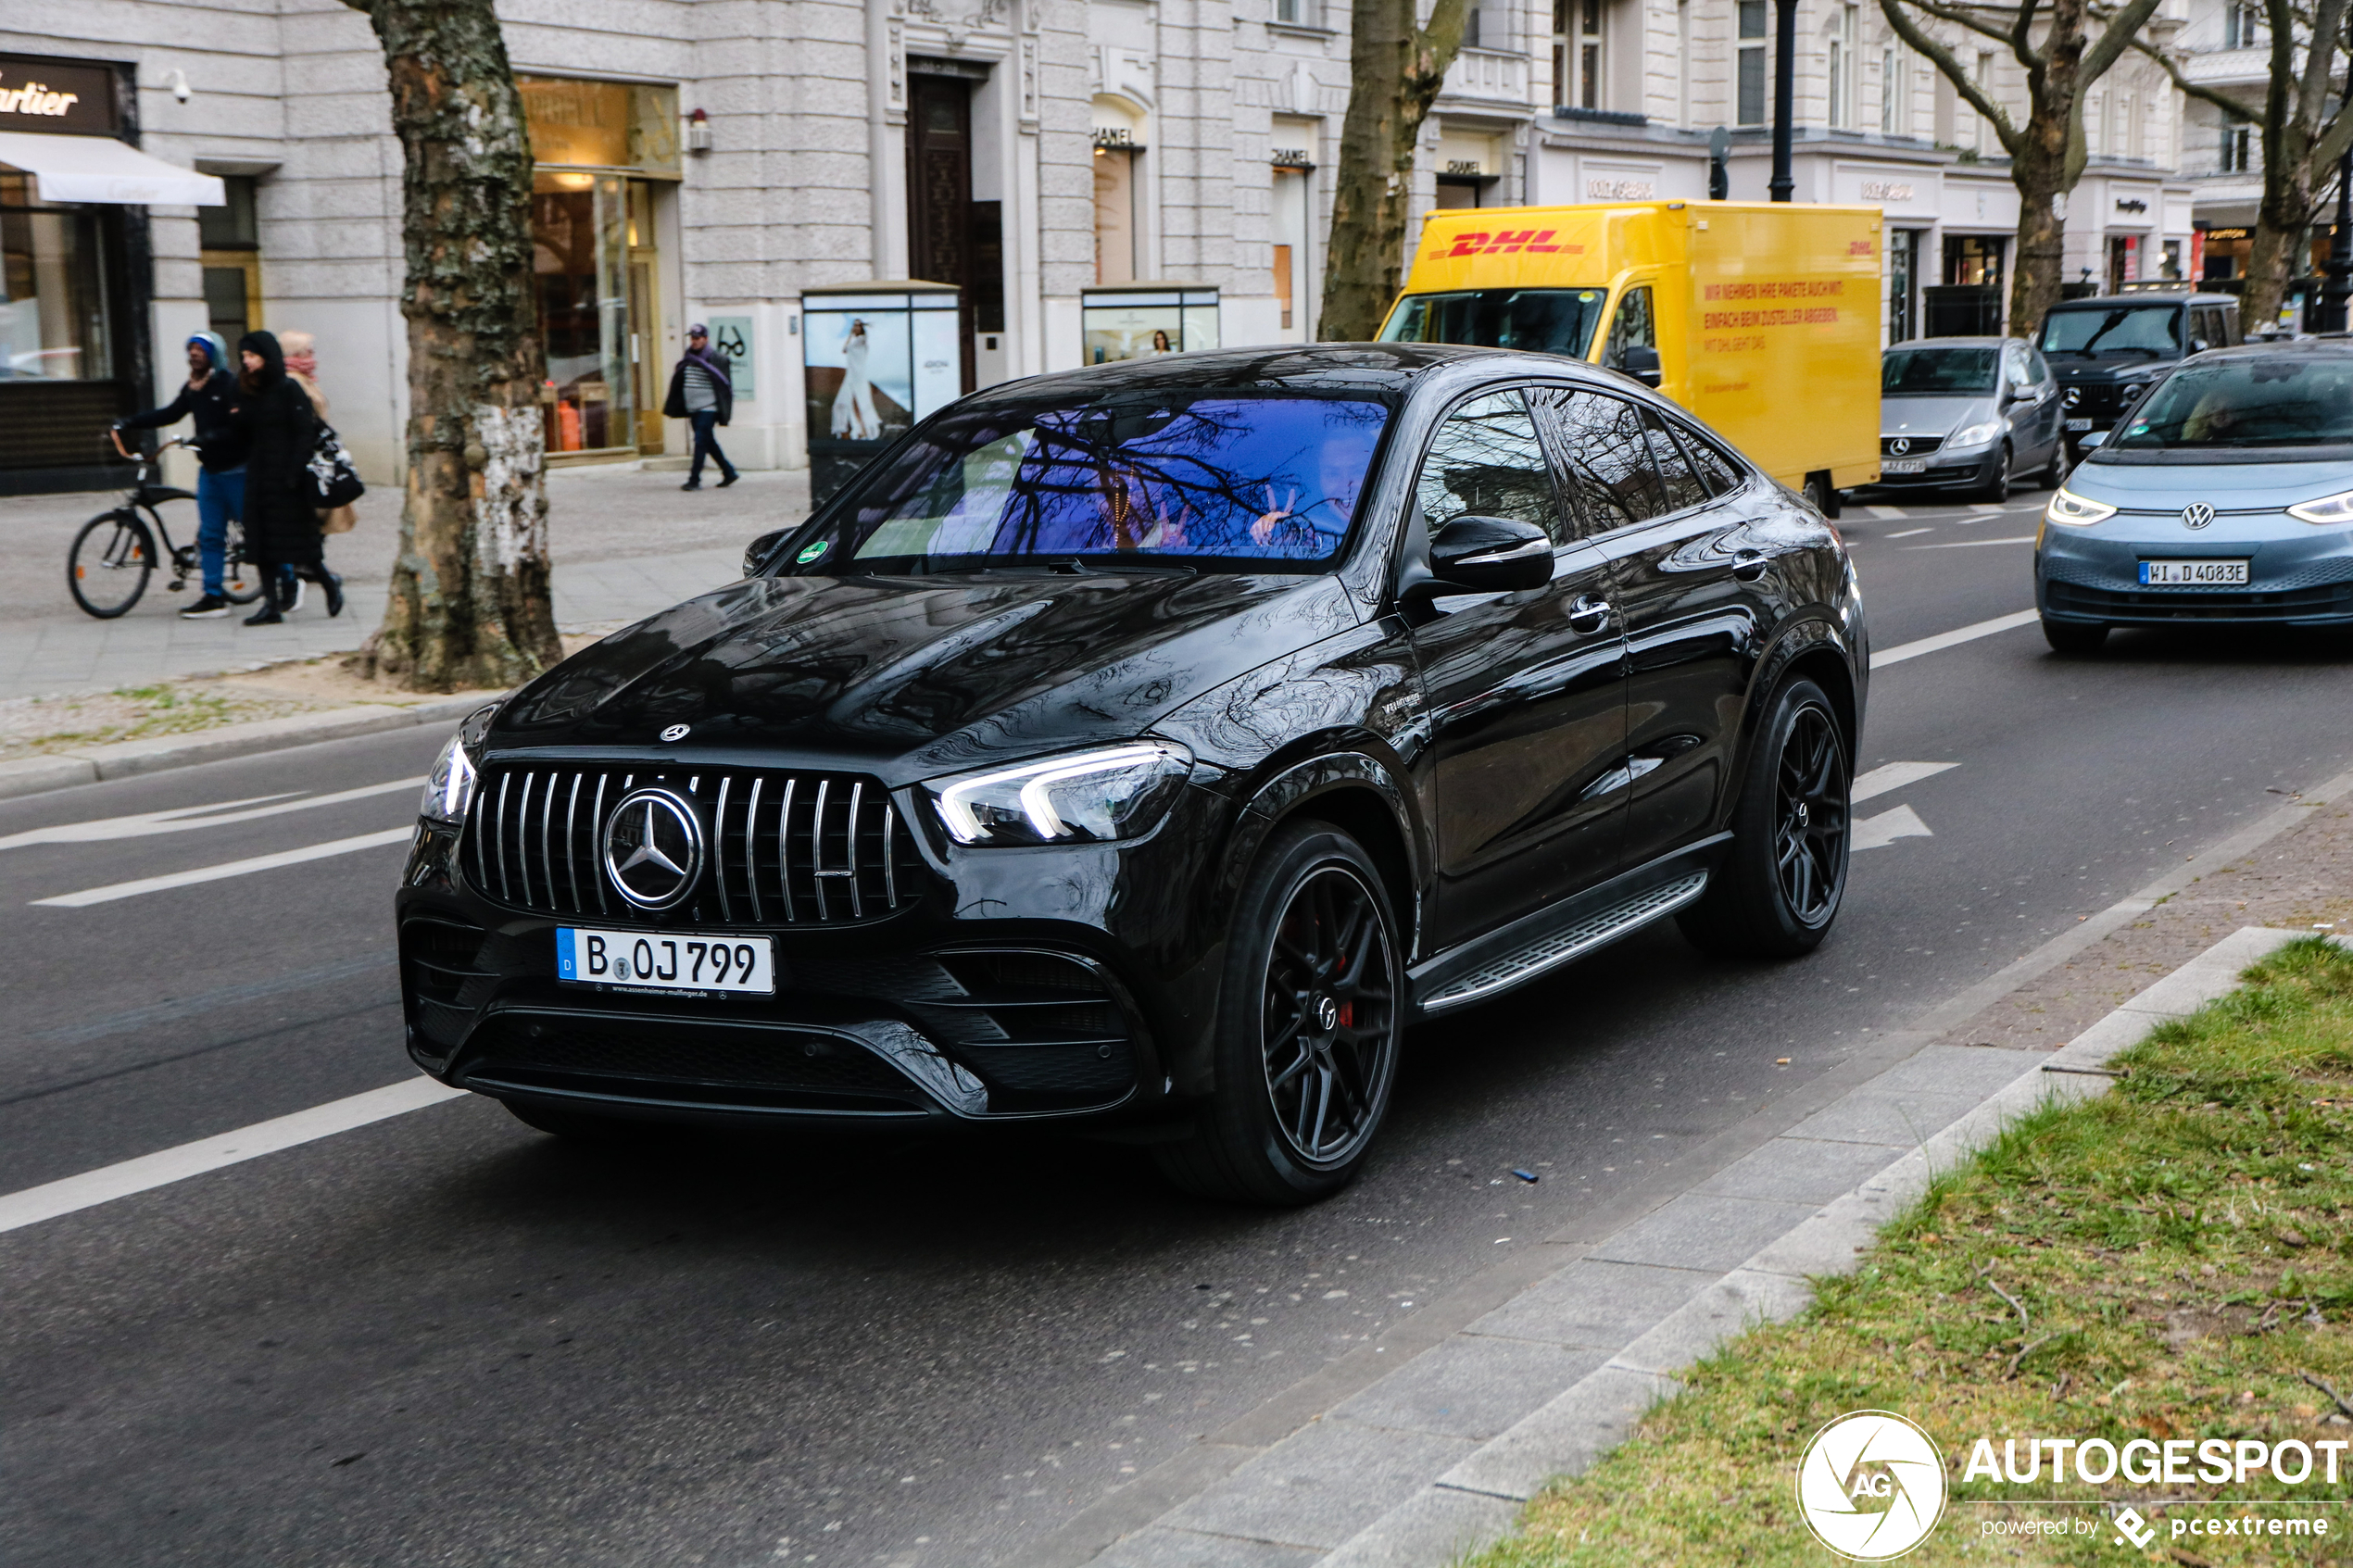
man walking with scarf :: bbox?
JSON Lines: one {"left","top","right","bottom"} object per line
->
{"left": 662, "top": 323, "right": 738, "bottom": 490}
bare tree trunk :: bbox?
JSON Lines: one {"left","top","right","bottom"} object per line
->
{"left": 1881, "top": 0, "right": 2161, "bottom": 338}
{"left": 2245, "top": 185, "right": 2315, "bottom": 326}
{"left": 1317, "top": 0, "right": 1472, "bottom": 342}
{"left": 342, "top": 0, "right": 560, "bottom": 692}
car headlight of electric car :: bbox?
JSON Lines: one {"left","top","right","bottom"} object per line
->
{"left": 1946, "top": 420, "right": 2006, "bottom": 451}
{"left": 419, "top": 702, "right": 501, "bottom": 826}
{"left": 2044, "top": 487, "right": 2117, "bottom": 527}
{"left": 925, "top": 742, "right": 1194, "bottom": 847}
{"left": 2286, "top": 489, "right": 2353, "bottom": 526}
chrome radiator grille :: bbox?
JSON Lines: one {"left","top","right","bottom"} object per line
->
{"left": 465, "top": 763, "right": 911, "bottom": 923}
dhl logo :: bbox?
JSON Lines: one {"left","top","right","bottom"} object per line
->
{"left": 1847, "top": 239, "right": 1875, "bottom": 256}
{"left": 1426, "top": 230, "right": 1583, "bottom": 258}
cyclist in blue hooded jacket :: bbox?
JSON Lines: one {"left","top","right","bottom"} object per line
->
{"left": 116, "top": 332, "right": 247, "bottom": 619}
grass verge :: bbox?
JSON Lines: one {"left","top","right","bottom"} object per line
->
{"left": 1469, "top": 936, "right": 2353, "bottom": 1566}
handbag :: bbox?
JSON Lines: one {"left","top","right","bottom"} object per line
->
{"left": 307, "top": 422, "right": 366, "bottom": 509}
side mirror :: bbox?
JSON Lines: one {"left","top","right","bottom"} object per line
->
{"left": 1427, "top": 515, "right": 1554, "bottom": 593}
{"left": 2077, "top": 429, "right": 2108, "bottom": 450}
{"left": 2189, "top": 338, "right": 2211, "bottom": 355}
{"left": 744, "top": 528, "right": 788, "bottom": 577}
{"left": 1622, "top": 345, "right": 1664, "bottom": 388}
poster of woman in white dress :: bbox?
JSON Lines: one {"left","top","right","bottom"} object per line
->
{"left": 803, "top": 308, "right": 913, "bottom": 448}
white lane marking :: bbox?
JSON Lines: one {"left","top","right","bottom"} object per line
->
{"left": 1906, "top": 535, "right": 2038, "bottom": 549}
{"left": 32, "top": 826, "right": 416, "bottom": 908}
{"left": 1869, "top": 609, "right": 2039, "bottom": 670}
{"left": 1852, "top": 761, "right": 1958, "bottom": 804}
{"left": 0, "top": 1077, "right": 468, "bottom": 1236}
{"left": 1968, "top": 502, "right": 2007, "bottom": 514}
{"left": 1853, "top": 803, "right": 1934, "bottom": 851}
{"left": 0, "top": 777, "right": 425, "bottom": 854}
{"left": 1884, "top": 527, "right": 1932, "bottom": 539}
{"left": 1865, "top": 505, "right": 1908, "bottom": 521}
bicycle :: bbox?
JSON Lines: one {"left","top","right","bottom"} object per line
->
{"left": 69, "top": 432, "right": 263, "bottom": 619}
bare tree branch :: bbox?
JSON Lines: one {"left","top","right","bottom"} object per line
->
{"left": 1879, "top": 0, "right": 2023, "bottom": 151}
{"left": 2128, "top": 34, "right": 2262, "bottom": 119}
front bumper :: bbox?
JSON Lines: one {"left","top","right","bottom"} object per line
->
{"left": 1865, "top": 445, "right": 2002, "bottom": 493}
{"left": 395, "top": 773, "right": 1239, "bottom": 1129}
{"left": 2036, "top": 512, "right": 2353, "bottom": 627}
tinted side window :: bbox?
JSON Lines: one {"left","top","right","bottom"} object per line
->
{"left": 2028, "top": 347, "right": 2055, "bottom": 387}
{"left": 1601, "top": 286, "right": 1656, "bottom": 371}
{"left": 1533, "top": 388, "right": 1668, "bottom": 533}
{"left": 1416, "top": 389, "right": 1568, "bottom": 545}
{"left": 1641, "top": 409, "right": 1713, "bottom": 513}
{"left": 1666, "top": 417, "right": 1744, "bottom": 495}
{"left": 2221, "top": 304, "right": 2242, "bottom": 345}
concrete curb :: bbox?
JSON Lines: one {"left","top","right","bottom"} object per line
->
{"left": 1075, "top": 923, "right": 2317, "bottom": 1568}
{"left": 0, "top": 696, "right": 497, "bottom": 804}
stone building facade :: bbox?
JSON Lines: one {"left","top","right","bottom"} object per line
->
{"left": 2, "top": 0, "right": 2205, "bottom": 493}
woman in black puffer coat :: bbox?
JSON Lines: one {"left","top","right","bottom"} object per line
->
{"left": 233, "top": 330, "right": 344, "bottom": 626}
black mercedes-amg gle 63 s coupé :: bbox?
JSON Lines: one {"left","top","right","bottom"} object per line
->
{"left": 396, "top": 345, "right": 1867, "bottom": 1203}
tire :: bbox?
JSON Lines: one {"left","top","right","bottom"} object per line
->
{"left": 1153, "top": 822, "right": 1403, "bottom": 1206}
{"left": 2039, "top": 444, "right": 2070, "bottom": 489}
{"left": 501, "top": 1097, "right": 661, "bottom": 1145}
{"left": 2041, "top": 615, "right": 2108, "bottom": 655}
{"left": 1677, "top": 676, "right": 1852, "bottom": 960}
{"left": 1802, "top": 473, "right": 1839, "bottom": 518}
{"left": 68, "top": 509, "right": 156, "bottom": 619}
{"left": 1978, "top": 444, "right": 2012, "bottom": 503}
{"left": 220, "top": 521, "right": 267, "bottom": 605}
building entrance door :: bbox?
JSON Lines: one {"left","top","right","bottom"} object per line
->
{"left": 907, "top": 72, "right": 976, "bottom": 393}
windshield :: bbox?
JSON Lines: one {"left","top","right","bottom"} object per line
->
{"left": 789, "top": 394, "right": 1393, "bottom": 574}
{"left": 2110, "top": 358, "right": 2353, "bottom": 450}
{"left": 1882, "top": 347, "right": 1999, "bottom": 395}
{"left": 1379, "top": 289, "right": 1608, "bottom": 358}
{"left": 2041, "top": 306, "right": 2181, "bottom": 358}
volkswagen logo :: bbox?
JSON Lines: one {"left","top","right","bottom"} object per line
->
{"left": 660, "top": 723, "right": 691, "bottom": 743}
{"left": 2182, "top": 502, "right": 2217, "bottom": 531}
{"left": 601, "top": 788, "right": 704, "bottom": 910}
{"left": 1887, "top": 436, "right": 1911, "bottom": 456}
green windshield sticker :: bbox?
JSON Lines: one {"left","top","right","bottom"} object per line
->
{"left": 796, "top": 541, "right": 830, "bottom": 564}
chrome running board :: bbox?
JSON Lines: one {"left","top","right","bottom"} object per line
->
{"left": 1417, "top": 871, "right": 1710, "bottom": 1012}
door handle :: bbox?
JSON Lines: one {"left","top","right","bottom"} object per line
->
{"left": 1731, "top": 549, "right": 1768, "bottom": 582}
{"left": 1567, "top": 594, "right": 1612, "bottom": 633}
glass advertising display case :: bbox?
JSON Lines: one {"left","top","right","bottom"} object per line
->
{"left": 1080, "top": 282, "right": 1219, "bottom": 364}
{"left": 803, "top": 280, "right": 961, "bottom": 504}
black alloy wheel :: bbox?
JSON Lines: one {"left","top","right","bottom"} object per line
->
{"left": 68, "top": 510, "right": 156, "bottom": 619}
{"left": 1156, "top": 822, "right": 1403, "bottom": 1205}
{"left": 1772, "top": 703, "right": 1848, "bottom": 926}
{"left": 1678, "top": 675, "right": 1851, "bottom": 959}
{"left": 1260, "top": 864, "right": 1396, "bottom": 1167}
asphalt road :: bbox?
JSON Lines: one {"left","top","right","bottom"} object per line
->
{"left": 6, "top": 490, "right": 2352, "bottom": 1568}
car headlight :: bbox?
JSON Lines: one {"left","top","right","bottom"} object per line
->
{"left": 1946, "top": 420, "right": 2006, "bottom": 451}
{"left": 2286, "top": 489, "right": 2353, "bottom": 526}
{"left": 925, "top": 743, "right": 1193, "bottom": 847}
{"left": 2044, "top": 487, "right": 2117, "bottom": 527}
{"left": 419, "top": 702, "right": 500, "bottom": 825}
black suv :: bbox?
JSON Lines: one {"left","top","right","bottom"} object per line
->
{"left": 2039, "top": 291, "right": 2242, "bottom": 457}
{"left": 396, "top": 345, "right": 1867, "bottom": 1204}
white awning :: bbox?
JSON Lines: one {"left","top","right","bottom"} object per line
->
{"left": 0, "top": 131, "right": 224, "bottom": 207}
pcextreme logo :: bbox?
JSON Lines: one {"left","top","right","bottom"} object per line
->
{"left": 1796, "top": 1411, "right": 1949, "bottom": 1561}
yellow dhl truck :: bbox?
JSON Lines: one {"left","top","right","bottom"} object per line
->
{"left": 1378, "top": 200, "right": 1883, "bottom": 511}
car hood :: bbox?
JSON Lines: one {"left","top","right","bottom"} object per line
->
{"left": 489, "top": 570, "right": 1365, "bottom": 778}
{"left": 2047, "top": 357, "right": 2171, "bottom": 386}
{"left": 1880, "top": 395, "right": 1994, "bottom": 436}
{"left": 2068, "top": 453, "right": 2353, "bottom": 508}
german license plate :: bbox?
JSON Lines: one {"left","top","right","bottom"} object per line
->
{"left": 2139, "top": 558, "right": 2249, "bottom": 586}
{"left": 2065, "top": 417, "right": 2094, "bottom": 432}
{"left": 557, "top": 926, "right": 776, "bottom": 994}
{"left": 1881, "top": 458, "right": 1926, "bottom": 475}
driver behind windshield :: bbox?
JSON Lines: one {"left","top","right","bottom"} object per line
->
{"left": 2115, "top": 358, "right": 2353, "bottom": 448}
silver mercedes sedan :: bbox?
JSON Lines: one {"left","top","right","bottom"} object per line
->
{"left": 2034, "top": 339, "right": 2353, "bottom": 653}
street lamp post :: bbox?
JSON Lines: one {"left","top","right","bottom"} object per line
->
{"left": 1769, "top": 0, "right": 1797, "bottom": 201}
